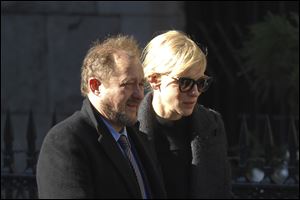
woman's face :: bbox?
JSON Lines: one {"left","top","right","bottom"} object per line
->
{"left": 154, "top": 66, "right": 204, "bottom": 120}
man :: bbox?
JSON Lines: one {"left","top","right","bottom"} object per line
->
{"left": 36, "top": 35, "right": 166, "bottom": 199}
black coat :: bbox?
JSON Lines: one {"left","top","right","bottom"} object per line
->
{"left": 36, "top": 98, "right": 167, "bottom": 199}
{"left": 138, "top": 92, "right": 232, "bottom": 199}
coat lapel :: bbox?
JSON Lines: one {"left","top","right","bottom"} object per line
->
{"left": 81, "top": 99, "right": 141, "bottom": 199}
{"left": 189, "top": 104, "right": 218, "bottom": 139}
{"left": 127, "top": 126, "right": 167, "bottom": 198}
{"left": 97, "top": 127, "right": 141, "bottom": 199}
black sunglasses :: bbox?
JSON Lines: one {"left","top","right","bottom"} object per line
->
{"left": 172, "top": 76, "right": 213, "bottom": 93}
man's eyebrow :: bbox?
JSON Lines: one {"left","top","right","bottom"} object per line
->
{"left": 121, "top": 77, "right": 133, "bottom": 82}
{"left": 120, "top": 77, "right": 146, "bottom": 84}
{"left": 120, "top": 78, "right": 136, "bottom": 84}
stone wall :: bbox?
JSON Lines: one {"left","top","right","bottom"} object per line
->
{"left": 1, "top": 1, "right": 185, "bottom": 171}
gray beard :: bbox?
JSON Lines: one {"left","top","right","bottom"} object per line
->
{"left": 102, "top": 102, "right": 136, "bottom": 127}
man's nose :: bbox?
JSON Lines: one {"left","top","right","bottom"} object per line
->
{"left": 133, "top": 85, "right": 144, "bottom": 100}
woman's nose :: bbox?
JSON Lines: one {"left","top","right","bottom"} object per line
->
{"left": 189, "top": 84, "right": 200, "bottom": 97}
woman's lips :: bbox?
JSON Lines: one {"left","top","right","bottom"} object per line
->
{"left": 183, "top": 101, "right": 196, "bottom": 105}
{"left": 183, "top": 101, "right": 196, "bottom": 108}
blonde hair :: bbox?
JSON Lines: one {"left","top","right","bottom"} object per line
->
{"left": 80, "top": 35, "right": 141, "bottom": 97}
{"left": 141, "top": 30, "right": 207, "bottom": 79}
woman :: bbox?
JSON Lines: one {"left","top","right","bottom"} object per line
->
{"left": 138, "top": 30, "right": 232, "bottom": 199}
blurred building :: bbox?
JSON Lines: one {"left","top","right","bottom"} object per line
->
{"left": 1, "top": 1, "right": 185, "bottom": 172}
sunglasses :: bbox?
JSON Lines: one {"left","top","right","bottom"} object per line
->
{"left": 172, "top": 76, "right": 213, "bottom": 93}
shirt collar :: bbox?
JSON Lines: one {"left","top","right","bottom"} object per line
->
{"left": 100, "top": 115, "right": 128, "bottom": 142}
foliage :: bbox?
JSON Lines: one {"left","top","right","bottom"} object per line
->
{"left": 240, "top": 12, "right": 299, "bottom": 114}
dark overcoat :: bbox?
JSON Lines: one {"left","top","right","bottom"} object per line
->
{"left": 37, "top": 98, "right": 167, "bottom": 199}
{"left": 138, "top": 93, "right": 232, "bottom": 199}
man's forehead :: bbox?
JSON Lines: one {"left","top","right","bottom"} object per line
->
{"left": 113, "top": 50, "right": 135, "bottom": 61}
{"left": 113, "top": 61, "right": 143, "bottom": 80}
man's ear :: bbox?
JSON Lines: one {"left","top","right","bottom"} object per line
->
{"left": 148, "top": 74, "right": 161, "bottom": 90}
{"left": 88, "top": 78, "right": 101, "bottom": 95}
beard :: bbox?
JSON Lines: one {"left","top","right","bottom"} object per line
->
{"left": 101, "top": 101, "right": 137, "bottom": 127}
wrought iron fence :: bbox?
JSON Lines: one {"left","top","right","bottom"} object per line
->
{"left": 230, "top": 114, "right": 299, "bottom": 199}
{"left": 1, "top": 173, "right": 36, "bottom": 199}
{"left": 1, "top": 110, "right": 298, "bottom": 198}
{"left": 1, "top": 110, "right": 54, "bottom": 199}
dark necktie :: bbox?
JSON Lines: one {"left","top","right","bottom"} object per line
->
{"left": 118, "top": 135, "right": 147, "bottom": 199}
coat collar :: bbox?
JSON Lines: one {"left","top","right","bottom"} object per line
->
{"left": 189, "top": 104, "right": 218, "bottom": 139}
{"left": 138, "top": 93, "right": 157, "bottom": 139}
{"left": 138, "top": 92, "right": 218, "bottom": 140}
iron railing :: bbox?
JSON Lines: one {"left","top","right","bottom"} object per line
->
{"left": 1, "top": 110, "right": 299, "bottom": 198}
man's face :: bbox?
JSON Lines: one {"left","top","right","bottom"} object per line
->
{"left": 99, "top": 53, "right": 144, "bottom": 127}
